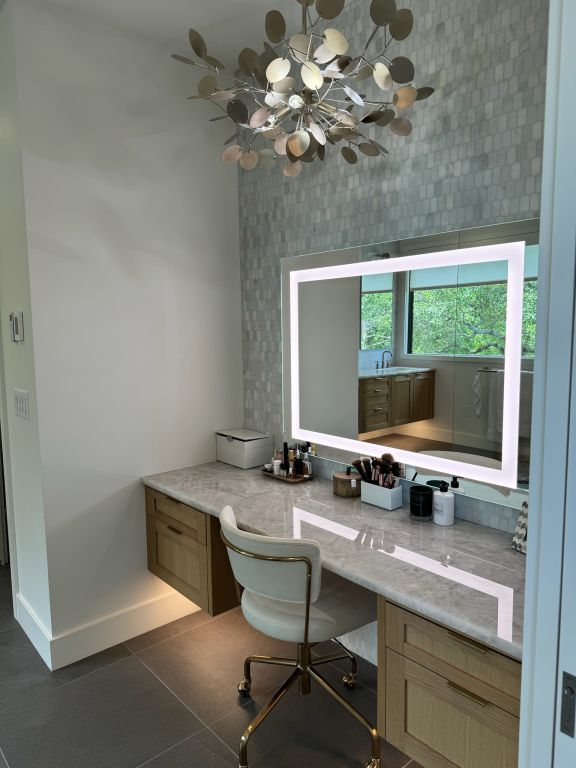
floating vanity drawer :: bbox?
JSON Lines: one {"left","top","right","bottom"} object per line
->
{"left": 145, "top": 487, "right": 238, "bottom": 616}
{"left": 386, "top": 650, "right": 519, "bottom": 768}
{"left": 364, "top": 409, "right": 391, "bottom": 431}
{"left": 151, "top": 491, "right": 207, "bottom": 545}
{"left": 386, "top": 603, "right": 521, "bottom": 716}
{"left": 365, "top": 391, "right": 392, "bottom": 409}
{"left": 146, "top": 514, "right": 209, "bottom": 610}
{"left": 361, "top": 379, "right": 391, "bottom": 396}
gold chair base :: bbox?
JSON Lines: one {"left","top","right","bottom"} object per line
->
{"left": 237, "top": 643, "right": 380, "bottom": 768}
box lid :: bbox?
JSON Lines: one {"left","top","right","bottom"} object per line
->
{"left": 216, "top": 428, "right": 271, "bottom": 442}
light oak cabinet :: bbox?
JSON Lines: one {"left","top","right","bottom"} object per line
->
{"left": 145, "top": 487, "right": 239, "bottom": 616}
{"left": 359, "top": 370, "right": 435, "bottom": 433}
{"left": 377, "top": 599, "right": 521, "bottom": 768}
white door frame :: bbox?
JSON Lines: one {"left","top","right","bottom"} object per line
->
{"left": 519, "top": 0, "right": 576, "bottom": 764}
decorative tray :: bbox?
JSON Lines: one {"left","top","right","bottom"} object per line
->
{"left": 262, "top": 469, "right": 314, "bottom": 484}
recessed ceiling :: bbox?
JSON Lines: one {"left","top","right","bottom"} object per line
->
{"left": 45, "top": 0, "right": 301, "bottom": 66}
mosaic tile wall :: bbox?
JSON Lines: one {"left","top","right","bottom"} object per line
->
{"left": 239, "top": 0, "right": 548, "bottom": 441}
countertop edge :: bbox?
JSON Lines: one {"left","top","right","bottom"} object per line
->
{"left": 142, "top": 474, "right": 522, "bottom": 662}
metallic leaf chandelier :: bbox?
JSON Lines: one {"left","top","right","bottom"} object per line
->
{"left": 173, "top": 0, "right": 434, "bottom": 177}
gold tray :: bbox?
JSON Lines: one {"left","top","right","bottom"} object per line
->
{"left": 262, "top": 469, "right": 314, "bottom": 484}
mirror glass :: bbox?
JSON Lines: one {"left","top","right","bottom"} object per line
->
{"left": 282, "top": 220, "right": 538, "bottom": 504}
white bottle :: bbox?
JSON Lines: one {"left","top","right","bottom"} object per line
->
{"left": 433, "top": 482, "right": 455, "bottom": 526}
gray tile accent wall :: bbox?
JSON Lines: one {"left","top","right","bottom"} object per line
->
{"left": 239, "top": 0, "right": 547, "bottom": 442}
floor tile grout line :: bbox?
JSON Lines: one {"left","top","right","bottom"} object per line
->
{"left": 0, "top": 652, "right": 135, "bottom": 718}
{"left": 133, "top": 733, "right": 197, "bottom": 768}
{"left": 135, "top": 655, "right": 215, "bottom": 735}
{"left": 201, "top": 725, "right": 239, "bottom": 760}
{"left": 128, "top": 612, "right": 220, "bottom": 655}
{"left": 134, "top": 655, "right": 238, "bottom": 759}
{"left": 0, "top": 743, "right": 10, "bottom": 768}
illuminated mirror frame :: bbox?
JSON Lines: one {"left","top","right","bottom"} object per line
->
{"left": 290, "top": 242, "right": 525, "bottom": 489}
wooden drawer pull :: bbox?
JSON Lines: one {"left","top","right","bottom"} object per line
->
{"left": 373, "top": 408, "right": 384, "bottom": 412}
{"left": 167, "top": 525, "right": 184, "bottom": 536}
{"left": 447, "top": 681, "right": 488, "bottom": 708}
{"left": 372, "top": 389, "right": 383, "bottom": 393}
{"left": 446, "top": 629, "right": 488, "bottom": 654}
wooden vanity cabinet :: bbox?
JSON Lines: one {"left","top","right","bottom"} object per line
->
{"left": 359, "top": 377, "right": 392, "bottom": 432}
{"left": 377, "top": 599, "right": 521, "bottom": 768}
{"left": 391, "top": 374, "right": 414, "bottom": 426}
{"left": 412, "top": 371, "right": 436, "bottom": 422}
{"left": 359, "top": 370, "right": 436, "bottom": 433}
{"left": 145, "top": 487, "right": 239, "bottom": 616}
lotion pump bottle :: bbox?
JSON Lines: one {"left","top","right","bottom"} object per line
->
{"left": 433, "top": 481, "right": 455, "bottom": 526}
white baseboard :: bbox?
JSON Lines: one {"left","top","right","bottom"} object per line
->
{"left": 15, "top": 592, "right": 53, "bottom": 668}
{"left": 16, "top": 589, "right": 199, "bottom": 670}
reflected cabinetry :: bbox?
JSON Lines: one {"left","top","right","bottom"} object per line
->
{"left": 359, "top": 370, "right": 435, "bottom": 433}
{"left": 377, "top": 599, "right": 521, "bottom": 768}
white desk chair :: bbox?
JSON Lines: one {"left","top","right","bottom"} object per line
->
{"left": 220, "top": 505, "right": 380, "bottom": 768}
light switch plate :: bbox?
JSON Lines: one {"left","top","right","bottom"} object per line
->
{"left": 9, "top": 312, "right": 24, "bottom": 343}
{"left": 14, "top": 389, "right": 30, "bottom": 420}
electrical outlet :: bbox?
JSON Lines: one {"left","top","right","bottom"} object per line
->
{"left": 463, "top": 406, "right": 471, "bottom": 418}
{"left": 14, "top": 389, "right": 30, "bottom": 420}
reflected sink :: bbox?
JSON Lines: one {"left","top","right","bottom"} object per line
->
{"left": 359, "top": 366, "right": 431, "bottom": 377}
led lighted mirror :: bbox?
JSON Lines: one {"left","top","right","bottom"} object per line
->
{"left": 289, "top": 242, "right": 526, "bottom": 488}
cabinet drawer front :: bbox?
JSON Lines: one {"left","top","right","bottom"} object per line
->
{"left": 151, "top": 491, "right": 207, "bottom": 545}
{"left": 364, "top": 412, "right": 391, "bottom": 431}
{"left": 147, "top": 515, "right": 208, "bottom": 610}
{"left": 386, "top": 603, "right": 521, "bottom": 715}
{"left": 362, "top": 382, "right": 391, "bottom": 396}
{"left": 386, "top": 650, "right": 519, "bottom": 768}
{"left": 365, "top": 392, "right": 392, "bottom": 408}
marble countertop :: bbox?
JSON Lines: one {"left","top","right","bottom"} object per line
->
{"left": 143, "top": 462, "right": 524, "bottom": 660}
{"left": 358, "top": 367, "right": 435, "bottom": 379}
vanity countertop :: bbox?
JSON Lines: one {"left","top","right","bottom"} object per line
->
{"left": 143, "top": 462, "right": 524, "bottom": 660}
{"left": 358, "top": 366, "right": 434, "bottom": 379}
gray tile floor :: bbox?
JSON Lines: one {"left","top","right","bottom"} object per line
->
{"left": 0, "top": 565, "right": 421, "bottom": 768}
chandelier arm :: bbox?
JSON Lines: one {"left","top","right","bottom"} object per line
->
{"left": 361, "top": 25, "right": 380, "bottom": 56}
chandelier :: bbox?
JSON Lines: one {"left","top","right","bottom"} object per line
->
{"left": 173, "top": 0, "right": 434, "bottom": 177}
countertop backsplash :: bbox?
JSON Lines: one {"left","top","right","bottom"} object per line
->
{"left": 310, "top": 455, "right": 522, "bottom": 534}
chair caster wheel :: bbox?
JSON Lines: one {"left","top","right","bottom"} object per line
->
{"left": 343, "top": 673, "right": 356, "bottom": 689}
{"left": 238, "top": 678, "right": 252, "bottom": 697}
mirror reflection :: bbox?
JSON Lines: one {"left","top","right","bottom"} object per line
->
{"left": 284, "top": 220, "right": 538, "bottom": 500}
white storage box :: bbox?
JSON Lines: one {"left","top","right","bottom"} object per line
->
{"left": 216, "top": 429, "right": 273, "bottom": 469}
{"left": 361, "top": 481, "right": 403, "bottom": 510}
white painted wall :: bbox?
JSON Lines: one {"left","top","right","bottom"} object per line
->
{"left": 4, "top": 0, "right": 243, "bottom": 666}
{"left": 0, "top": 0, "right": 53, "bottom": 656}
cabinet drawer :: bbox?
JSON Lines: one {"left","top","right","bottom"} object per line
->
{"left": 386, "top": 650, "right": 519, "bottom": 768}
{"left": 362, "top": 382, "right": 391, "bottom": 397}
{"left": 386, "top": 603, "right": 521, "bottom": 716}
{"left": 364, "top": 410, "right": 391, "bottom": 431}
{"left": 365, "top": 392, "right": 392, "bottom": 408}
{"left": 146, "top": 514, "right": 208, "bottom": 610}
{"left": 150, "top": 490, "right": 207, "bottom": 545}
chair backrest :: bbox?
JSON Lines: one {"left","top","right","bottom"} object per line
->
{"left": 219, "top": 506, "right": 322, "bottom": 604}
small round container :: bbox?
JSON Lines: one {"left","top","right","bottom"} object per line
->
{"left": 272, "top": 460, "right": 281, "bottom": 476}
{"left": 333, "top": 471, "right": 361, "bottom": 498}
{"left": 410, "top": 485, "right": 433, "bottom": 521}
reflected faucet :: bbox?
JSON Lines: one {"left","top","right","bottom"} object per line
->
{"left": 381, "top": 349, "right": 393, "bottom": 369}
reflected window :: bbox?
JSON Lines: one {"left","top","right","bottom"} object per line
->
{"left": 360, "top": 273, "right": 393, "bottom": 350}
{"left": 407, "top": 246, "right": 538, "bottom": 358}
